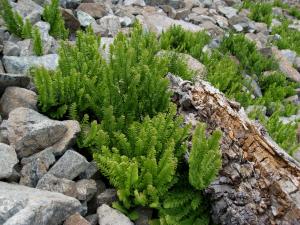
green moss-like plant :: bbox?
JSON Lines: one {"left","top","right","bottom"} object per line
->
{"left": 22, "top": 19, "right": 33, "bottom": 39}
{"left": 32, "top": 27, "right": 43, "bottom": 56}
{"left": 42, "top": 0, "right": 69, "bottom": 39}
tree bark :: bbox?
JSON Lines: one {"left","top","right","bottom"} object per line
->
{"left": 168, "top": 74, "right": 300, "bottom": 225}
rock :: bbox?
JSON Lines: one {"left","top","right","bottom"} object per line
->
{"left": 217, "top": 6, "right": 237, "bottom": 19}
{"left": 48, "top": 149, "right": 89, "bottom": 180}
{"left": 14, "top": 0, "right": 44, "bottom": 24}
{"left": 21, "top": 148, "right": 56, "bottom": 167}
{"left": 245, "top": 105, "right": 267, "bottom": 116}
{"left": 79, "top": 161, "right": 98, "bottom": 179}
{"left": 232, "top": 24, "right": 243, "bottom": 32}
{"left": 160, "top": 5, "right": 176, "bottom": 18}
{"left": 19, "top": 158, "right": 49, "bottom": 187}
{"left": 99, "top": 37, "right": 114, "bottom": 61}
{"left": 135, "top": 207, "right": 152, "bottom": 225}
{"left": 61, "top": 0, "right": 82, "bottom": 8}
{"left": 97, "top": 204, "right": 133, "bottom": 225}
{"left": 243, "top": 74, "right": 262, "bottom": 98}
{"left": 0, "top": 120, "right": 9, "bottom": 144}
{"left": 295, "top": 57, "right": 300, "bottom": 72}
{"left": 6, "top": 107, "right": 68, "bottom": 158}
{"left": 138, "top": 13, "right": 203, "bottom": 34}
{"left": 77, "top": 3, "right": 109, "bottom": 19}
{"left": 48, "top": 120, "right": 81, "bottom": 156}
{"left": 215, "top": 15, "right": 228, "bottom": 29}
{"left": 77, "top": 10, "right": 96, "bottom": 27}
{"left": 97, "top": 189, "right": 117, "bottom": 206}
{"left": 280, "top": 49, "right": 297, "bottom": 64}
{"left": 224, "top": 0, "right": 241, "bottom": 6}
{"left": 120, "top": 16, "right": 133, "bottom": 27}
{"left": 124, "top": 0, "right": 146, "bottom": 6}
{"left": 0, "top": 87, "right": 37, "bottom": 118}
{"left": 76, "top": 179, "right": 97, "bottom": 201}
{"left": 36, "top": 173, "right": 78, "bottom": 198}
{"left": 3, "top": 41, "right": 20, "bottom": 56}
{"left": 272, "top": 47, "right": 300, "bottom": 82}
{"left": 61, "top": 8, "right": 81, "bottom": 32}
{"left": 97, "top": 15, "right": 121, "bottom": 37}
{"left": 3, "top": 54, "right": 59, "bottom": 74}
{"left": 85, "top": 214, "right": 98, "bottom": 225}
{"left": 0, "top": 73, "right": 30, "bottom": 95}
{"left": 17, "top": 39, "right": 34, "bottom": 56}
{"left": 64, "top": 213, "right": 91, "bottom": 225}
{"left": 0, "top": 181, "right": 81, "bottom": 225}
{"left": 0, "top": 61, "right": 4, "bottom": 73}
{"left": 271, "top": 18, "right": 282, "bottom": 28}
{"left": 0, "top": 143, "right": 18, "bottom": 180}
{"left": 34, "top": 22, "right": 58, "bottom": 54}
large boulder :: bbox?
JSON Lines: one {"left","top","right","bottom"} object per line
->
{"left": 0, "top": 143, "right": 18, "bottom": 180}
{"left": 0, "top": 181, "right": 81, "bottom": 225}
{"left": 2, "top": 54, "right": 59, "bottom": 74}
{"left": 6, "top": 107, "right": 68, "bottom": 158}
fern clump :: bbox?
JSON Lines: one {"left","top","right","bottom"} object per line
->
{"left": 32, "top": 27, "right": 43, "bottom": 56}
{"left": 220, "top": 33, "right": 278, "bottom": 75}
{"left": 42, "top": 0, "right": 69, "bottom": 39}
{"left": 0, "top": 0, "right": 25, "bottom": 37}
{"left": 22, "top": 19, "right": 33, "bottom": 39}
{"left": 160, "top": 25, "right": 211, "bottom": 61}
{"left": 242, "top": 1, "right": 273, "bottom": 26}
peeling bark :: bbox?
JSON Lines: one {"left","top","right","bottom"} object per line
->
{"left": 168, "top": 74, "right": 300, "bottom": 225}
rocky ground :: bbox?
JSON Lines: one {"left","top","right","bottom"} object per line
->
{"left": 1, "top": 0, "right": 300, "bottom": 224}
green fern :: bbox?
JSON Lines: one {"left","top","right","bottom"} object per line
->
{"left": 22, "top": 19, "right": 33, "bottom": 39}
{"left": 32, "top": 27, "right": 43, "bottom": 56}
{"left": 42, "top": 0, "right": 69, "bottom": 39}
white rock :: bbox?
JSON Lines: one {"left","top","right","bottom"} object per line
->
{"left": 97, "top": 204, "right": 134, "bottom": 225}
{"left": 77, "top": 10, "right": 96, "bottom": 27}
{"left": 0, "top": 143, "right": 18, "bottom": 179}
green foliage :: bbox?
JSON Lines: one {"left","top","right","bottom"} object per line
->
{"left": 203, "top": 51, "right": 253, "bottom": 106}
{"left": 220, "top": 33, "right": 278, "bottom": 75}
{"left": 189, "top": 123, "right": 222, "bottom": 190}
{"left": 92, "top": 107, "right": 189, "bottom": 210}
{"left": 272, "top": 21, "right": 300, "bottom": 55}
{"left": 288, "top": 7, "right": 300, "bottom": 20}
{"left": 0, "top": 0, "right": 25, "bottom": 37}
{"left": 22, "top": 19, "right": 33, "bottom": 39}
{"left": 32, "top": 27, "right": 43, "bottom": 56}
{"left": 160, "top": 25, "right": 211, "bottom": 60}
{"left": 248, "top": 1, "right": 273, "bottom": 26}
{"left": 42, "top": 0, "right": 69, "bottom": 39}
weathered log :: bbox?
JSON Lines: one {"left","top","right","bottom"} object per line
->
{"left": 168, "top": 74, "right": 300, "bottom": 225}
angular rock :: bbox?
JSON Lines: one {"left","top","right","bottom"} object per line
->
{"left": 6, "top": 107, "right": 68, "bottom": 158}
{"left": 64, "top": 213, "right": 90, "bottom": 225}
{"left": 61, "top": 0, "right": 82, "bottom": 8}
{"left": 124, "top": 0, "right": 145, "bottom": 6}
{"left": 3, "top": 41, "right": 20, "bottom": 56}
{"left": 272, "top": 47, "right": 300, "bottom": 82}
{"left": 34, "top": 22, "right": 58, "bottom": 54}
{"left": 0, "top": 61, "right": 4, "bottom": 73}
{"left": 36, "top": 173, "right": 78, "bottom": 198}
{"left": 61, "top": 8, "right": 81, "bottom": 32}
{"left": 76, "top": 179, "right": 97, "bottom": 201}
{"left": 17, "top": 39, "right": 34, "bottom": 56}
{"left": 97, "top": 15, "right": 121, "bottom": 37}
{"left": 97, "top": 189, "right": 117, "bottom": 206}
{"left": 3, "top": 54, "right": 59, "bottom": 74}
{"left": 77, "top": 3, "right": 109, "bottom": 19}
{"left": 85, "top": 214, "right": 98, "bottom": 225}
{"left": 294, "top": 57, "right": 300, "bottom": 72}
{"left": 79, "top": 161, "right": 98, "bottom": 179}
{"left": 0, "top": 73, "right": 30, "bottom": 95}
{"left": 281, "top": 49, "right": 297, "bottom": 64}
{"left": 97, "top": 204, "right": 134, "bottom": 225}
{"left": 77, "top": 10, "right": 96, "bottom": 27}
{"left": 217, "top": 6, "right": 237, "bottom": 19}
{"left": 21, "top": 148, "right": 56, "bottom": 167}
{"left": 0, "top": 143, "right": 18, "bottom": 180}
{"left": 14, "top": 0, "right": 44, "bottom": 24}
{"left": 19, "top": 158, "right": 49, "bottom": 187}
{"left": 0, "top": 87, "right": 37, "bottom": 118}
{"left": 0, "top": 181, "right": 81, "bottom": 225}
{"left": 48, "top": 120, "right": 81, "bottom": 156}
{"left": 48, "top": 150, "right": 89, "bottom": 180}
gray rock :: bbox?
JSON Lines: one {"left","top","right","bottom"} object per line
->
{"left": 48, "top": 150, "right": 89, "bottom": 180}
{"left": 246, "top": 105, "right": 267, "bottom": 116}
{"left": 19, "top": 158, "right": 49, "bottom": 187}
{"left": 79, "top": 161, "right": 98, "bottom": 179}
{"left": 3, "top": 54, "right": 59, "bottom": 74}
{"left": 76, "top": 179, "right": 97, "bottom": 201}
{"left": 99, "top": 37, "right": 114, "bottom": 61}
{"left": 0, "top": 143, "right": 18, "bottom": 179}
{"left": 0, "top": 61, "right": 4, "bottom": 73}
{"left": 37, "top": 173, "right": 78, "bottom": 198}
{"left": 21, "top": 148, "right": 56, "bottom": 167}
{"left": 3, "top": 41, "right": 20, "bottom": 56}
{"left": 124, "top": 0, "right": 145, "bottom": 6}
{"left": 232, "top": 24, "right": 243, "bottom": 32}
{"left": 97, "top": 204, "right": 134, "bottom": 225}
{"left": 135, "top": 207, "right": 152, "bottom": 225}
{"left": 214, "top": 15, "right": 228, "bottom": 29}
{"left": 243, "top": 74, "right": 262, "bottom": 97}
{"left": 0, "top": 120, "right": 9, "bottom": 144}
{"left": 120, "top": 16, "right": 133, "bottom": 27}
{"left": 17, "top": 39, "right": 34, "bottom": 56}
{"left": 14, "top": 0, "right": 43, "bottom": 24}
{"left": 0, "top": 181, "right": 81, "bottom": 225}
{"left": 0, "top": 87, "right": 37, "bottom": 118}
{"left": 0, "top": 73, "right": 30, "bottom": 95}
{"left": 85, "top": 214, "right": 98, "bottom": 225}
{"left": 217, "top": 6, "right": 237, "bottom": 19}
{"left": 48, "top": 120, "right": 81, "bottom": 156}
{"left": 61, "top": 8, "right": 81, "bottom": 32}
{"left": 271, "top": 18, "right": 282, "bottom": 28}
{"left": 77, "top": 10, "right": 96, "bottom": 27}
{"left": 97, "top": 15, "right": 121, "bottom": 37}
{"left": 97, "top": 189, "right": 117, "bottom": 207}
{"left": 6, "top": 107, "right": 68, "bottom": 158}
{"left": 294, "top": 57, "right": 300, "bottom": 72}
{"left": 224, "top": 0, "right": 241, "bottom": 6}
{"left": 34, "top": 22, "right": 58, "bottom": 54}
{"left": 77, "top": 3, "right": 109, "bottom": 19}
{"left": 61, "top": 0, "right": 82, "bottom": 8}
{"left": 280, "top": 49, "right": 297, "bottom": 64}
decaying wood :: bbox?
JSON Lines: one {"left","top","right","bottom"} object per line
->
{"left": 168, "top": 74, "right": 300, "bottom": 225}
